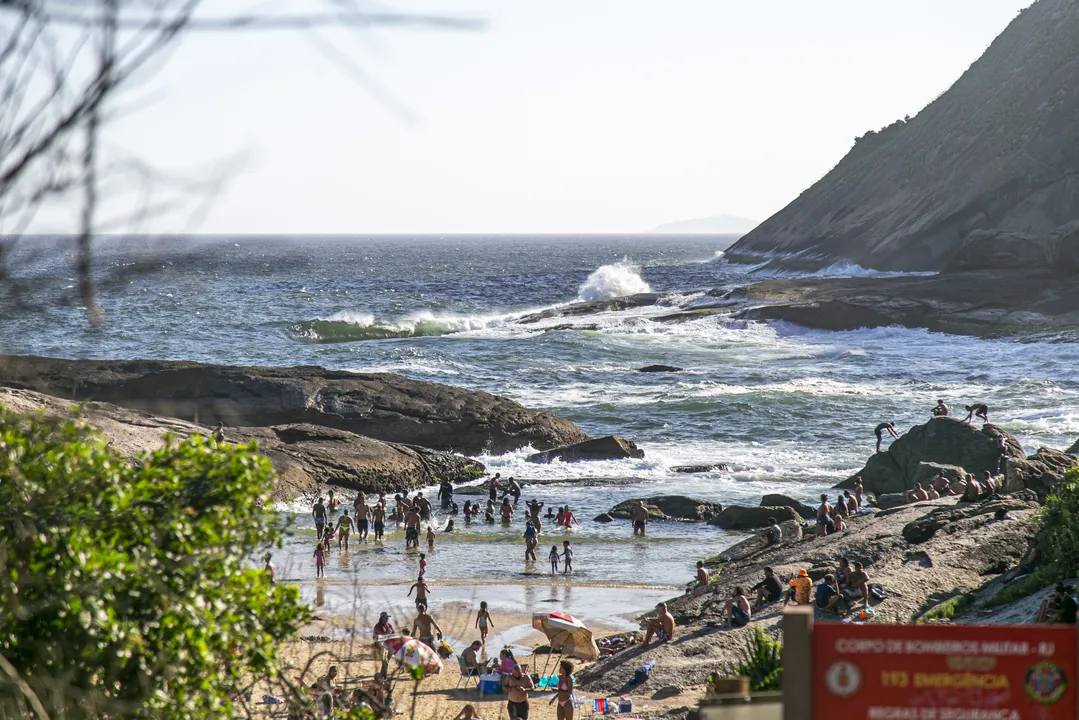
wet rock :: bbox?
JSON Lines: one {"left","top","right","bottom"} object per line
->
{"left": 637, "top": 365, "right": 684, "bottom": 373}
{"left": 593, "top": 513, "right": 614, "bottom": 523}
{"left": 759, "top": 494, "right": 816, "bottom": 519}
{"left": 838, "top": 418, "right": 1024, "bottom": 496}
{"left": 0, "top": 355, "right": 587, "bottom": 456}
{"left": 672, "top": 464, "right": 730, "bottom": 473}
{"left": 526, "top": 436, "right": 644, "bottom": 464}
{"left": 606, "top": 496, "right": 724, "bottom": 522}
{"left": 517, "top": 294, "right": 662, "bottom": 324}
{"left": 708, "top": 505, "right": 801, "bottom": 531}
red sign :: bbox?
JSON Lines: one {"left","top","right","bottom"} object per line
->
{"left": 813, "top": 622, "right": 1077, "bottom": 720}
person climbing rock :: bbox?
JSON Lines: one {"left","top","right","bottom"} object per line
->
{"left": 875, "top": 422, "right": 899, "bottom": 452}
{"left": 964, "top": 403, "right": 989, "bottom": 424}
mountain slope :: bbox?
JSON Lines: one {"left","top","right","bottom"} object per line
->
{"left": 728, "top": 0, "right": 1079, "bottom": 272}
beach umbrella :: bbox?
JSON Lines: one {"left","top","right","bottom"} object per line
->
{"left": 379, "top": 635, "right": 444, "bottom": 675}
{"left": 532, "top": 611, "right": 599, "bottom": 662}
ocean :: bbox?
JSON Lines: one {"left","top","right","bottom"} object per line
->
{"left": 4, "top": 234, "right": 1078, "bottom": 634}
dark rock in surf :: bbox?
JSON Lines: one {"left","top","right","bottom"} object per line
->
{"left": 837, "top": 418, "right": 1024, "bottom": 496}
{"left": 0, "top": 355, "right": 588, "bottom": 456}
{"left": 759, "top": 494, "right": 816, "bottom": 520}
{"left": 671, "top": 464, "right": 730, "bottom": 474}
{"left": 1067, "top": 438, "right": 1079, "bottom": 455}
{"left": 605, "top": 496, "right": 724, "bottom": 522}
{"left": 593, "top": 513, "right": 614, "bottom": 523}
{"left": 708, "top": 505, "right": 801, "bottom": 531}
{"left": 517, "top": 294, "right": 661, "bottom": 324}
{"left": 637, "top": 365, "right": 684, "bottom": 373}
{"left": 526, "top": 436, "right": 644, "bottom": 464}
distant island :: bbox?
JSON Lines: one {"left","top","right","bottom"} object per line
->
{"left": 651, "top": 214, "right": 760, "bottom": 236}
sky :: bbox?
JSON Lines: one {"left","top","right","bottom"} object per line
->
{"left": 74, "top": 0, "right": 1035, "bottom": 234}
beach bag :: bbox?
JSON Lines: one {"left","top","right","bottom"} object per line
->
{"left": 594, "top": 698, "right": 613, "bottom": 714}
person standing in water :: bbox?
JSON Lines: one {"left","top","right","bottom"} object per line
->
{"left": 336, "top": 509, "right": 354, "bottom": 550}
{"left": 524, "top": 520, "right": 538, "bottom": 562}
{"left": 631, "top": 502, "right": 649, "bottom": 537}
{"left": 489, "top": 474, "right": 501, "bottom": 502}
{"left": 355, "top": 500, "right": 371, "bottom": 541}
{"left": 875, "top": 422, "right": 899, "bottom": 453}
{"left": 561, "top": 506, "right": 579, "bottom": 528}
{"left": 313, "top": 542, "right": 325, "bottom": 578}
{"left": 475, "top": 601, "right": 495, "bottom": 645}
{"left": 500, "top": 498, "right": 514, "bottom": 523}
{"left": 404, "top": 506, "right": 421, "bottom": 549}
{"left": 561, "top": 541, "right": 574, "bottom": 574}
{"left": 312, "top": 496, "right": 327, "bottom": 539}
{"left": 372, "top": 501, "right": 386, "bottom": 541}
{"left": 964, "top": 403, "right": 990, "bottom": 424}
{"left": 427, "top": 526, "right": 436, "bottom": 551}
{"left": 549, "top": 545, "right": 561, "bottom": 575}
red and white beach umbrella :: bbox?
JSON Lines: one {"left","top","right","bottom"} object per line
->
{"left": 532, "top": 612, "right": 598, "bottom": 661}
{"left": 379, "top": 635, "right": 444, "bottom": 675}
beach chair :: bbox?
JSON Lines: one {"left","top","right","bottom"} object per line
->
{"left": 456, "top": 656, "right": 481, "bottom": 689}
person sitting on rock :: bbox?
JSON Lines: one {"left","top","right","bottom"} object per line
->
{"left": 845, "top": 563, "right": 871, "bottom": 607}
{"left": 931, "top": 399, "right": 949, "bottom": 417}
{"left": 962, "top": 474, "right": 981, "bottom": 502}
{"left": 832, "top": 513, "right": 847, "bottom": 533}
{"left": 981, "top": 470, "right": 996, "bottom": 497}
{"left": 843, "top": 490, "right": 858, "bottom": 514}
{"left": 875, "top": 422, "right": 900, "bottom": 453}
{"left": 833, "top": 496, "right": 849, "bottom": 520}
{"left": 963, "top": 403, "right": 990, "bottom": 424}
{"left": 643, "top": 602, "right": 676, "bottom": 643}
{"left": 694, "top": 561, "right": 711, "bottom": 589}
{"left": 925, "top": 484, "right": 940, "bottom": 500}
{"left": 1037, "top": 583, "right": 1078, "bottom": 624}
{"left": 763, "top": 517, "right": 782, "bottom": 546}
{"left": 815, "top": 574, "right": 844, "bottom": 614}
{"left": 1018, "top": 537, "right": 1040, "bottom": 575}
{"left": 751, "top": 567, "right": 783, "bottom": 609}
{"left": 907, "top": 483, "right": 929, "bottom": 503}
{"left": 815, "top": 495, "right": 834, "bottom": 538}
{"left": 785, "top": 569, "right": 813, "bottom": 606}
{"left": 836, "top": 557, "right": 852, "bottom": 588}
{"left": 722, "top": 587, "right": 752, "bottom": 628}
{"left": 931, "top": 472, "right": 951, "bottom": 496}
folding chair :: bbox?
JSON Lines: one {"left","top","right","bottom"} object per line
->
{"left": 456, "top": 656, "right": 481, "bottom": 689}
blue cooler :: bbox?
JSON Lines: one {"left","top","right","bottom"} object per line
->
{"left": 479, "top": 674, "right": 502, "bottom": 695}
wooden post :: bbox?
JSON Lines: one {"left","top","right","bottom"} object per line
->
{"left": 782, "top": 606, "right": 813, "bottom": 720}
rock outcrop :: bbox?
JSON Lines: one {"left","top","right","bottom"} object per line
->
{"left": 0, "top": 387, "right": 484, "bottom": 499}
{"left": 725, "top": 0, "right": 1079, "bottom": 273}
{"left": 708, "top": 505, "right": 801, "bottom": 531}
{"left": 637, "top": 365, "right": 683, "bottom": 373}
{"left": 603, "top": 496, "right": 724, "bottom": 522}
{"left": 0, "top": 355, "right": 587, "bottom": 455}
{"left": 838, "top": 418, "right": 1024, "bottom": 496}
{"left": 1011, "top": 447, "right": 1079, "bottom": 495}
{"left": 526, "top": 436, "right": 644, "bottom": 464}
{"left": 671, "top": 463, "right": 730, "bottom": 474}
{"left": 759, "top": 493, "right": 816, "bottom": 520}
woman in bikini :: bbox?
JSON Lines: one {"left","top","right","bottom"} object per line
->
{"left": 475, "top": 601, "right": 495, "bottom": 645}
{"left": 550, "top": 659, "right": 575, "bottom": 720}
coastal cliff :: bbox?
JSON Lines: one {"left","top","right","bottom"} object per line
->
{"left": 727, "top": 0, "right": 1079, "bottom": 272}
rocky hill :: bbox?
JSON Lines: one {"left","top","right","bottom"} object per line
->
{"left": 727, "top": 0, "right": 1079, "bottom": 272}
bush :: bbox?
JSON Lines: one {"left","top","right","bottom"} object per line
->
{"left": 0, "top": 407, "right": 311, "bottom": 719}
{"left": 733, "top": 626, "right": 782, "bottom": 692}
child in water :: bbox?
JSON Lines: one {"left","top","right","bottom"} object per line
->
{"left": 561, "top": 541, "right": 573, "bottom": 575}
{"left": 313, "top": 542, "right": 325, "bottom": 578}
{"left": 549, "top": 545, "right": 560, "bottom": 575}
{"left": 419, "top": 553, "right": 427, "bottom": 576}
{"left": 427, "top": 526, "right": 436, "bottom": 550}
{"left": 475, "top": 601, "right": 495, "bottom": 645}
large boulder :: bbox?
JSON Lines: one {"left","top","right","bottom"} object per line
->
{"left": 875, "top": 493, "right": 909, "bottom": 510}
{"left": 708, "top": 519, "right": 804, "bottom": 564}
{"left": 526, "top": 436, "right": 644, "bottom": 464}
{"left": 605, "top": 496, "right": 724, "bottom": 522}
{"left": 0, "top": 387, "right": 484, "bottom": 499}
{"left": 760, "top": 494, "right": 815, "bottom": 519}
{"left": 0, "top": 355, "right": 587, "bottom": 455}
{"left": 708, "top": 505, "right": 801, "bottom": 531}
{"left": 837, "top": 418, "right": 1024, "bottom": 496}
{"left": 1012, "top": 447, "right": 1079, "bottom": 495}
{"left": 671, "top": 464, "right": 730, "bottom": 473}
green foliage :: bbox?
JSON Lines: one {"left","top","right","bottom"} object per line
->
{"left": 733, "top": 626, "right": 783, "bottom": 692}
{"left": 0, "top": 407, "right": 312, "bottom": 719}
{"left": 916, "top": 594, "right": 973, "bottom": 623}
{"left": 986, "top": 468, "right": 1079, "bottom": 608}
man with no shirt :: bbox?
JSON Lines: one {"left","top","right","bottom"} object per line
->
{"left": 504, "top": 662, "right": 536, "bottom": 720}
{"left": 631, "top": 501, "right": 649, "bottom": 537}
{"left": 643, "top": 602, "right": 675, "bottom": 644}
{"left": 312, "top": 496, "right": 327, "bottom": 539}
{"left": 412, "top": 607, "right": 443, "bottom": 649}
{"left": 355, "top": 501, "right": 372, "bottom": 541}
{"left": 371, "top": 501, "right": 386, "bottom": 541}
{"left": 404, "top": 507, "right": 421, "bottom": 549}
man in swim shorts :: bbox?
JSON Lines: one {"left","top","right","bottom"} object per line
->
{"left": 875, "top": 422, "right": 900, "bottom": 453}
{"left": 412, "top": 606, "right": 443, "bottom": 649}
{"left": 408, "top": 575, "right": 431, "bottom": 611}
{"left": 631, "top": 501, "right": 649, "bottom": 536}
{"left": 355, "top": 501, "right": 371, "bottom": 540}
{"left": 372, "top": 501, "right": 386, "bottom": 541}
{"left": 643, "top": 602, "right": 676, "bottom": 644}
{"left": 964, "top": 403, "right": 990, "bottom": 424}
{"left": 404, "top": 506, "right": 421, "bottom": 549}
{"left": 312, "top": 496, "right": 327, "bottom": 539}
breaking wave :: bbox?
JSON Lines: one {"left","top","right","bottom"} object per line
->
{"left": 577, "top": 260, "right": 651, "bottom": 301}
{"left": 291, "top": 310, "right": 511, "bottom": 343}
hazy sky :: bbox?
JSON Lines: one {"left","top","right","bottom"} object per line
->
{"left": 88, "top": 0, "right": 1032, "bottom": 234}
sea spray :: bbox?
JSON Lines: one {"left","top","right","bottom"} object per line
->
{"left": 577, "top": 260, "right": 652, "bottom": 301}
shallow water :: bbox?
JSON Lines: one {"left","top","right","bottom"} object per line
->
{"left": 5, "top": 235, "right": 1078, "bottom": 619}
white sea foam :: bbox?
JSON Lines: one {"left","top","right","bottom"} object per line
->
{"left": 576, "top": 260, "right": 652, "bottom": 301}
